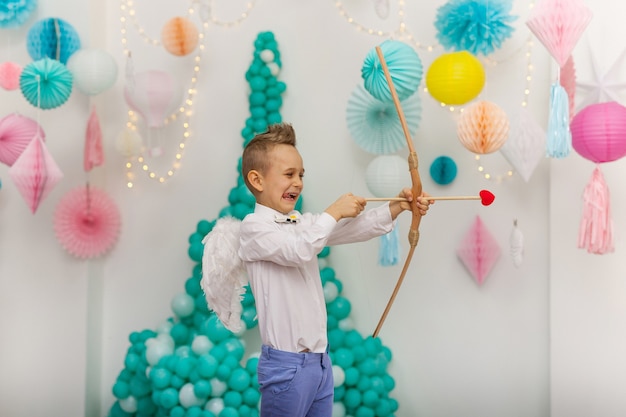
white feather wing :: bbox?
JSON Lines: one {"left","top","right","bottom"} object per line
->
{"left": 200, "top": 217, "right": 248, "bottom": 333}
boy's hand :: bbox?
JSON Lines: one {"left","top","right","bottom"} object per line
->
{"left": 389, "top": 188, "right": 434, "bottom": 220}
{"left": 325, "top": 193, "right": 366, "bottom": 221}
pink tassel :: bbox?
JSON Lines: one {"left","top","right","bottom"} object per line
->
{"left": 578, "top": 167, "right": 614, "bottom": 254}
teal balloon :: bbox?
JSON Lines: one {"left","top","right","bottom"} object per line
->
{"left": 223, "top": 338, "right": 245, "bottom": 361}
{"left": 112, "top": 381, "right": 130, "bottom": 399}
{"left": 185, "top": 276, "right": 202, "bottom": 297}
{"left": 194, "top": 379, "right": 212, "bottom": 398}
{"left": 149, "top": 367, "right": 172, "bottom": 390}
{"left": 188, "top": 241, "right": 204, "bottom": 262}
{"left": 344, "top": 330, "right": 363, "bottom": 348}
{"left": 170, "top": 406, "right": 185, "bottom": 417}
{"left": 249, "top": 92, "right": 266, "bottom": 106}
{"left": 218, "top": 407, "right": 239, "bottom": 417}
{"left": 228, "top": 368, "right": 251, "bottom": 391}
{"left": 355, "top": 406, "right": 375, "bottom": 417}
{"left": 124, "top": 353, "right": 141, "bottom": 372}
{"left": 327, "top": 296, "right": 351, "bottom": 320}
{"left": 374, "top": 398, "right": 392, "bottom": 417}
{"left": 216, "top": 364, "right": 232, "bottom": 381}
{"left": 197, "top": 354, "right": 218, "bottom": 379}
{"left": 189, "top": 232, "right": 204, "bottom": 244}
{"left": 333, "top": 347, "right": 355, "bottom": 368}
{"left": 318, "top": 247, "right": 330, "bottom": 258}
{"left": 344, "top": 367, "right": 360, "bottom": 386}
{"left": 327, "top": 328, "right": 345, "bottom": 349}
{"left": 210, "top": 344, "right": 227, "bottom": 362}
{"left": 249, "top": 76, "right": 267, "bottom": 91}
{"left": 129, "top": 375, "right": 151, "bottom": 397}
{"left": 358, "top": 358, "right": 377, "bottom": 376}
{"left": 241, "top": 305, "right": 257, "bottom": 329}
{"left": 237, "top": 184, "right": 256, "bottom": 206}
{"left": 170, "top": 323, "right": 190, "bottom": 345}
{"left": 266, "top": 112, "right": 282, "bottom": 125}
{"left": 175, "top": 357, "right": 195, "bottom": 379}
{"left": 363, "top": 337, "right": 381, "bottom": 356}
{"left": 242, "top": 386, "right": 260, "bottom": 406}
{"left": 344, "top": 388, "right": 362, "bottom": 409}
{"left": 224, "top": 390, "right": 243, "bottom": 408}
{"left": 362, "top": 390, "right": 379, "bottom": 407}
{"left": 160, "top": 387, "right": 179, "bottom": 408}
{"left": 197, "top": 219, "right": 214, "bottom": 235}
{"left": 245, "top": 357, "right": 258, "bottom": 374}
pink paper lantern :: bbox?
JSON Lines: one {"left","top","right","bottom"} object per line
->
{"left": 0, "top": 112, "right": 45, "bottom": 166}
{"left": 9, "top": 135, "right": 63, "bottom": 213}
{"left": 571, "top": 102, "right": 626, "bottom": 163}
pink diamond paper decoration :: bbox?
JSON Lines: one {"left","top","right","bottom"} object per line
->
{"left": 0, "top": 112, "right": 45, "bottom": 166}
{"left": 526, "top": 0, "right": 593, "bottom": 68}
{"left": 9, "top": 135, "right": 63, "bottom": 213}
{"left": 499, "top": 108, "right": 546, "bottom": 182}
{"left": 84, "top": 106, "right": 104, "bottom": 172}
{"left": 457, "top": 215, "right": 501, "bottom": 285}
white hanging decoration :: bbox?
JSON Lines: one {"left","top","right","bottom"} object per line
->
{"left": 510, "top": 219, "right": 524, "bottom": 268}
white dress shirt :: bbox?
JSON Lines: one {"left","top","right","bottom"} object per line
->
{"left": 238, "top": 202, "right": 395, "bottom": 353}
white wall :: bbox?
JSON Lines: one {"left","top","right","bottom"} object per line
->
{"left": 3, "top": 0, "right": 617, "bottom": 416}
{"left": 550, "top": 1, "right": 626, "bottom": 416}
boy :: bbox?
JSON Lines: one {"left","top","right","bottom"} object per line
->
{"left": 238, "top": 122, "right": 431, "bottom": 417}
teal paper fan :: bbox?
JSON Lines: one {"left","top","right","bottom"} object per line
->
{"left": 346, "top": 84, "right": 422, "bottom": 154}
{"left": 361, "top": 40, "right": 423, "bottom": 103}
{"left": 20, "top": 57, "right": 73, "bottom": 110}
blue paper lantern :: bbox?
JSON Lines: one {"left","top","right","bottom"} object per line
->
{"left": 20, "top": 57, "right": 73, "bottom": 109}
{"left": 361, "top": 40, "right": 423, "bottom": 103}
{"left": 26, "top": 17, "right": 81, "bottom": 64}
{"left": 0, "top": 0, "right": 37, "bottom": 28}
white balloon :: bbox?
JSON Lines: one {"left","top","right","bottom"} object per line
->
{"left": 338, "top": 317, "right": 355, "bottom": 331}
{"left": 205, "top": 398, "right": 225, "bottom": 415}
{"left": 119, "top": 395, "right": 138, "bottom": 413}
{"left": 332, "top": 401, "right": 346, "bottom": 417}
{"left": 210, "top": 377, "right": 228, "bottom": 397}
{"left": 179, "top": 383, "right": 203, "bottom": 408}
{"left": 260, "top": 49, "right": 275, "bottom": 63}
{"left": 332, "top": 365, "right": 345, "bottom": 387}
{"left": 323, "top": 281, "right": 339, "bottom": 303}
{"left": 191, "top": 335, "right": 213, "bottom": 356}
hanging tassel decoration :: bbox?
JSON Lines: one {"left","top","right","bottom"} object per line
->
{"left": 546, "top": 82, "right": 572, "bottom": 158}
{"left": 578, "top": 166, "right": 614, "bottom": 254}
{"left": 379, "top": 227, "right": 399, "bottom": 266}
{"left": 510, "top": 219, "right": 524, "bottom": 267}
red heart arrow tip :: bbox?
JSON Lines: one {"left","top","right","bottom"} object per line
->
{"left": 479, "top": 190, "right": 495, "bottom": 206}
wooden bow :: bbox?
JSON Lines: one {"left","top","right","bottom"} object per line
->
{"left": 372, "top": 45, "right": 423, "bottom": 338}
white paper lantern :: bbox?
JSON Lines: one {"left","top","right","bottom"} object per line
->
{"left": 66, "top": 48, "right": 118, "bottom": 95}
{"left": 365, "top": 155, "right": 409, "bottom": 197}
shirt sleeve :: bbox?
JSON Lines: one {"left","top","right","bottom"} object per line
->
{"left": 239, "top": 212, "right": 337, "bottom": 267}
{"left": 327, "top": 202, "right": 395, "bottom": 246}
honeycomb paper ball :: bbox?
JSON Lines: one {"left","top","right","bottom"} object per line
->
{"left": 457, "top": 100, "right": 509, "bottom": 154}
{"left": 161, "top": 17, "right": 199, "bottom": 57}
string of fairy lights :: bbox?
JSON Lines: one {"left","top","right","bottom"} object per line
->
{"left": 119, "top": 0, "right": 256, "bottom": 188}
{"left": 120, "top": 0, "right": 538, "bottom": 186}
{"left": 333, "top": 0, "right": 539, "bottom": 183}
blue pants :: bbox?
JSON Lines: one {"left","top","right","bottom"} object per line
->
{"left": 257, "top": 345, "right": 334, "bottom": 417}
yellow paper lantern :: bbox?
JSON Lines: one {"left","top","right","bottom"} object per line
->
{"left": 161, "top": 17, "right": 199, "bottom": 57}
{"left": 425, "top": 51, "right": 485, "bottom": 105}
{"left": 457, "top": 100, "right": 509, "bottom": 154}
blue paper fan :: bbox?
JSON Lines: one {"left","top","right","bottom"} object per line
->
{"left": 20, "top": 58, "right": 73, "bottom": 110}
{"left": 26, "top": 17, "right": 81, "bottom": 64}
{"left": 361, "top": 40, "right": 423, "bottom": 103}
{"left": 346, "top": 84, "right": 421, "bottom": 155}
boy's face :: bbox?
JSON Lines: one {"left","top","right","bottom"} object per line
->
{"left": 255, "top": 144, "right": 304, "bottom": 214}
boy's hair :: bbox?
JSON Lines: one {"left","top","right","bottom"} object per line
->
{"left": 242, "top": 123, "right": 297, "bottom": 193}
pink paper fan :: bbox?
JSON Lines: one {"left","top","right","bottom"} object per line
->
{"left": 560, "top": 56, "right": 576, "bottom": 121}
{"left": 0, "top": 113, "right": 45, "bottom": 166}
{"left": 9, "top": 135, "right": 63, "bottom": 213}
{"left": 84, "top": 106, "right": 104, "bottom": 171}
{"left": 526, "top": 0, "right": 593, "bottom": 68}
{"left": 457, "top": 216, "right": 501, "bottom": 285}
{"left": 54, "top": 185, "right": 121, "bottom": 259}
{"left": 0, "top": 62, "right": 23, "bottom": 90}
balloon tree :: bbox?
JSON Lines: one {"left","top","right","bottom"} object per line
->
{"left": 109, "top": 31, "right": 400, "bottom": 417}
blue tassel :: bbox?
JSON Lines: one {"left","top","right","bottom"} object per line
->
{"left": 546, "top": 83, "right": 572, "bottom": 158}
{"left": 379, "top": 228, "right": 399, "bottom": 266}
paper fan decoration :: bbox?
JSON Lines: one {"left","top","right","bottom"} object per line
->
{"left": 560, "top": 56, "right": 576, "bottom": 121}
{"left": 434, "top": 0, "right": 518, "bottom": 56}
{"left": 457, "top": 215, "right": 501, "bottom": 285}
{"left": 0, "top": 0, "right": 37, "bottom": 28}
{"left": 20, "top": 57, "right": 74, "bottom": 110}
{"left": 0, "top": 62, "right": 23, "bottom": 90}
{"left": 346, "top": 84, "right": 421, "bottom": 154}
{"left": 499, "top": 108, "right": 545, "bottom": 182}
{"left": 0, "top": 112, "right": 45, "bottom": 166}
{"left": 84, "top": 106, "right": 104, "bottom": 172}
{"left": 161, "top": 16, "right": 199, "bottom": 57}
{"left": 457, "top": 100, "right": 509, "bottom": 154}
{"left": 525, "top": 0, "right": 592, "bottom": 68}
{"left": 54, "top": 185, "right": 122, "bottom": 259}
{"left": 9, "top": 134, "right": 63, "bottom": 213}
{"left": 361, "top": 40, "right": 423, "bottom": 103}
